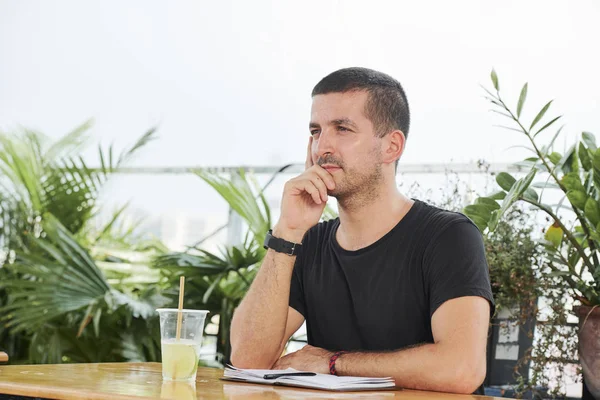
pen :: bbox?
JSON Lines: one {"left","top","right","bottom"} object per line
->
{"left": 263, "top": 372, "right": 317, "bottom": 379}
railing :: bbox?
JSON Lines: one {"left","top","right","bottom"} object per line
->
{"left": 97, "top": 161, "right": 526, "bottom": 175}
{"left": 101, "top": 161, "right": 526, "bottom": 249}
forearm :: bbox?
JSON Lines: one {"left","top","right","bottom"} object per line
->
{"left": 336, "top": 343, "right": 486, "bottom": 394}
{"left": 230, "top": 226, "right": 304, "bottom": 368}
{"left": 230, "top": 249, "right": 295, "bottom": 368}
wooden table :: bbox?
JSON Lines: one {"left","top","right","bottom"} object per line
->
{"left": 0, "top": 363, "right": 504, "bottom": 400}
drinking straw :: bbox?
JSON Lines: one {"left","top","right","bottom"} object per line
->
{"left": 176, "top": 276, "right": 185, "bottom": 340}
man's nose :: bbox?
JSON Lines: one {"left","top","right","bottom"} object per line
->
{"left": 315, "top": 129, "right": 335, "bottom": 157}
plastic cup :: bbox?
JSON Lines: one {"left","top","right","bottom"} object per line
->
{"left": 160, "top": 381, "right": 196, "bottom": 400}
{"left": 157, "top": 308, "right": 209, "bottom": 381}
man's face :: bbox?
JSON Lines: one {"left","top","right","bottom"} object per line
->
{"left": 309, "top": 90, "right": 384, "bottom": 201}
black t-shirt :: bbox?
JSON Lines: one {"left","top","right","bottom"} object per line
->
{"left": 289, "top": 199, "right": 495, "bottom": 390}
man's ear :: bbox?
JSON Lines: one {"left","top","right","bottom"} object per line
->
{"left": 383, "top": 130, "right": 406, "bottom": 165}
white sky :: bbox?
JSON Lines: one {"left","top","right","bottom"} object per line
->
{"left": 1, "top": 0, "right": 599, "bottom": 168}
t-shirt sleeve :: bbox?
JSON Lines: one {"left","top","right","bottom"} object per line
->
{"left": 289, "top": 252, "right": 306, "bottom": 317}
{"left": 423, "top": 219, "right": 495, "bottom": 319}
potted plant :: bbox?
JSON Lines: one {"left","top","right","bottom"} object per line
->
{"left": 464, "top": 70, "right": 600, "bottom": 398}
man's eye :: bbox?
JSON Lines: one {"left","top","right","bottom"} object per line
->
{"left": 337, "top": 126, "right": 349, "bottom": 131}
{"left": 310, "top": 130, "right": 320, "bottom": 135}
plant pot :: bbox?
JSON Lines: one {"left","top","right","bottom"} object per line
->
{"left": 575, "top": 305, "right": 600, "bottom": 399}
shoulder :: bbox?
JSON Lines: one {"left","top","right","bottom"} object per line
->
{"left": 412, "top": 200, "right": 482, "bottom": 250}
{"left": 303, "top": 217, "right": 339, "bottom": 245}
{"left": 295, "top": 218, "right": 338, "bottom": 269}
{"left": 414, "top": 200, "right": 473, "bottom": 230}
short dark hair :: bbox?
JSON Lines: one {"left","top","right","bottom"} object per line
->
{"left": 311, "top": 67, "right": 410, "bottom": 139}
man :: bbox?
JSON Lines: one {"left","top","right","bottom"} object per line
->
{"left": 230, "top": 67, "right": 494, "bottom": 395}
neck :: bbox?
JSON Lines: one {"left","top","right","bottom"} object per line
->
{"left": 336, "top": 180, "right": 414, "bottom": 251}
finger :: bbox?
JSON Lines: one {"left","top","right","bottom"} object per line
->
{"left": 308, "top": 174, "right": 328, "bottom": 203}
{"left": 300, "top": 180, "right": 323, "bottom": 204}
{"left": 310, "top": 167, "right": 336, "bottom": 191}
{"left": 305, "top": 136, "right": 314, "bottom": 170}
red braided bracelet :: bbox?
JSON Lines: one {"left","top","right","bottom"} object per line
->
{"left": 329, "top": 351, "right": 347, "bottom": 375}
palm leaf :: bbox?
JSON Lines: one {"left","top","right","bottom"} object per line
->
{"left": 153, "top": 250, "right": 229, "bottom": 274}
{"left": 29, "top": 325, "right": 65, "bottom": 364}
{"left": 44, "top": 125, "right": 156, "bottom": 234}
{"left": 90, "top": 203, "right": 130, "bottom": 245}
{"left": 114, "top": 315, "right": 161, "bottom": 362}
{"left": 44, "top": 119, "right": 93, "bottom": 161}
{"left": 0, "top": 215, "right": 111, "bottom": 333}
{"left": 195, "top": 169, "right": 270, "bottom": 243}
{"left": 116, "top": 127, "right": 158, "bottom": 166}
{"left": 110, "top": 286, "right": 169, "bottom": 320}
{"left": 2, "top": 124, "right": 158, "bottom": 238}
{"left": 0, "top": 133, "right": 44, "bottom": 211}
{"left": 43, "top": 158, "right": 99, "bottom": 234}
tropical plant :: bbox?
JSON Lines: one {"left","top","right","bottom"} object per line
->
{"left": 464, "top": 69, "right": 599, "bottom": 305}
{"left": 463, "top": 71, "right": 595, "bottom": 397}
{"left": 0, "top": 121, "right": 168, "bottom": 364}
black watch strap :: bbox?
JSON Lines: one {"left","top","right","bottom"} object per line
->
{"left": 263, "top": 229, "right": 302, "bottom": 256}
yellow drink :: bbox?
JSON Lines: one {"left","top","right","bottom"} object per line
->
{"left": 160, "top": 381, "right": 196, "bottom": 400}
{"left": 161, "top": 339, "right": 200, "bottom": 381}
{"left": 157, "top": 308, "right": 208, "bottom": 381}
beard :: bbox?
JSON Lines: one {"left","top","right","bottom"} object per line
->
{"left": 317, "top": 152, "right": 384, "bottom": 209}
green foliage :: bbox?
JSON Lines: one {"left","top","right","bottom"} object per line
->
{"left": 466, "top": 71, "right": 600, "bottom": 307}
{"left": 464, "top": 71, "right": 593, "bottom": 397}
{"left": 194, "top": 169, "right": 271, "bottom": 244}
{"left": 484, "top": 209, "right": 540, "bottom": 314}
{"left": 484, "top": 210, "right": 578, "bottom": 399}
{"left": 0, "top": 122, "right": 167, "bottom": 365}
{"left": 1, "top": 214, "right": 111, "bottom": 334}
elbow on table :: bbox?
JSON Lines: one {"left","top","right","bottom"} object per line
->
{"left": 448, "top": 362, "right": 487, "bottom": 395}
{"left": 230, "top": 349, "right": 274, "bottom": 370}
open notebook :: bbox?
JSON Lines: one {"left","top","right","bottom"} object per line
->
{"left": 222, "top": 365, "right": 396, "bottom": 391}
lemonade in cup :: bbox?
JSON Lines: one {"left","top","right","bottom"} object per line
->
{"left": 160, "top": 380, "right": 197, "bottom": 400}
{"left": 157, "top": 308, "right": 209, "bottom": 381}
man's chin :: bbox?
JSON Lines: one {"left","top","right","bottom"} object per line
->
{"left": 327, "top": 188, "right": 344, "bottom": 200}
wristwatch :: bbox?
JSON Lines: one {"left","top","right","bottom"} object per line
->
{"left": 263, "top": 230, "right": 302, "bottom": 256}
